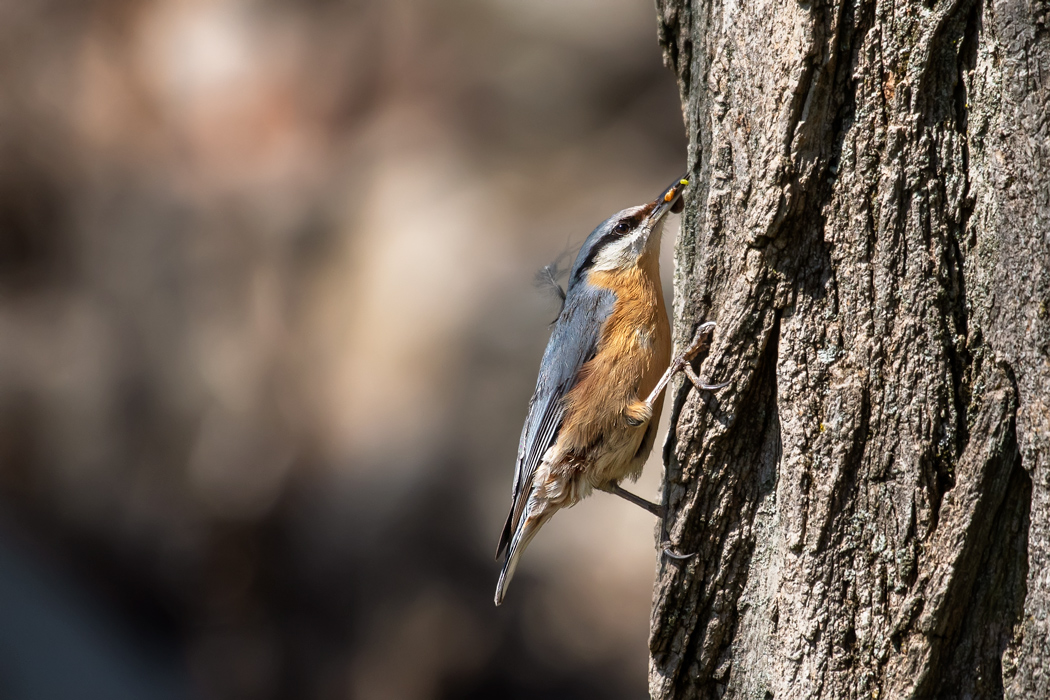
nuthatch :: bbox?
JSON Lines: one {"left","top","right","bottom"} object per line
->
{"left": 495, "top": 176, "right": 726, "bottom": 605}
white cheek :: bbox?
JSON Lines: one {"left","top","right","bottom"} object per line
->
{"left": 590, "top": 243, "right": 626, "bottom": 272}
{"left": 590, "top": 232, "right": 645, "bottom": 272}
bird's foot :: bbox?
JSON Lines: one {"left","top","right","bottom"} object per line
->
{"left": 644, "top": 322, "right": 728, "bottom": 406}
{"left": 660, "top": 542, "right": 697, "bottom": 560}
{"left": 683, "top": 364, "right": 732, "bottom": 392}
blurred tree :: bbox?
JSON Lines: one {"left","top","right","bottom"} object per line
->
{"left": 649, "top": 0, "right": 1049, "bottom": 697}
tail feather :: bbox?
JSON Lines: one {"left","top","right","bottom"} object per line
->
{"left": 495, "top": 511, "right": 513, "bottom": 560}
{"left": 494, "top": 511, "right": 552, "bottom": 606}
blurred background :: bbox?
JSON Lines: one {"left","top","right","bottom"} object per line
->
{"left": 0, "top": 0, "right": 687, "bottom": 697}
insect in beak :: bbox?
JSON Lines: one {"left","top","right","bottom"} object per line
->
{"left": 647, "top": 177, "right": 689, "bottom": 227}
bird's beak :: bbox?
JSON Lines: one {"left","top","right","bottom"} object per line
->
{"left": 645, "top": 175, "right": 689, "bottom": 228}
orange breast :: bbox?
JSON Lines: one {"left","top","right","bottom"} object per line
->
{"left": 558, "top": 249, "right": 671, "bottom": 456}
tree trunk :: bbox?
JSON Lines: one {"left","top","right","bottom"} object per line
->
{"left": 649, "top": 0, "right": 1049, "bottom": 697}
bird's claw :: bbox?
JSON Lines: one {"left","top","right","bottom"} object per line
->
{"left": 677, "top": 323, "right": 729, "bottom": 392}
{"left": 682, "top": 321, "right": 717, "bottom": 361}
{"left": 660, "top": 542, "right": 697, "bottom": 560}
{"left": 684, "top": 365, "right": 731, "bottom": 392}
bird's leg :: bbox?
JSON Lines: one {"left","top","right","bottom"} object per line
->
{"left": 634, "top": 322, "right": 723, "bottom": 562}
{"left": 599, "top": 481, "right": 665, "bottom": 518}
{"left": 600, "top": 482, "right": 697, "bottom": 560}
{"left": 643, "top": 322, "right": 729, "bottom": 408}
{"left": 622, "top": 401, "right": 653, "bottom": 427}
{"left": 605, "top": 323, "right": 724, "bottom": 561}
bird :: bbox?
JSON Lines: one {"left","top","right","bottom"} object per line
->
{"left": 494, "top": 175, "right": 726, "bottom": 606}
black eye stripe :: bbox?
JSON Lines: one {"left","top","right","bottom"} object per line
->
{"left": 571, "top": 214, "right": 645, "bottom": 284}
{"left": 574, "top": 229, "right": 625, "bottom": 282}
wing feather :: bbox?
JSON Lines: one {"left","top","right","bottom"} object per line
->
{"left": 496, "top": 284, "right": 615, "bottom": 558}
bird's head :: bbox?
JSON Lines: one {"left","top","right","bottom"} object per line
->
{"left": 569, "top": 176, "right": 688, "bottom": 286}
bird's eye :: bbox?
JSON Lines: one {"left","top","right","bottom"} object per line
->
{"left": 614, "top": 221, "right": 630, "bottom": 234}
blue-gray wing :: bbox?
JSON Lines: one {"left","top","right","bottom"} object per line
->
{"left": 496, "top": 284, "right": 615, "bottom": 559}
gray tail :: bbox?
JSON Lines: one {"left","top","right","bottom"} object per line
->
{"left": 494, "top": 511, "right": 552, "bottom": 606}
{"left": 496, "top": 510, "right": 513, "bottom": 560}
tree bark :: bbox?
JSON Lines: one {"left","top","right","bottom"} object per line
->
{"left": 649, "top": 0, "right": 1049, "bottom": 697}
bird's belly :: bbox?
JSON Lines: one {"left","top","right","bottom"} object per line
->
{"left": 556, "top": 332, "right": 668, "bottom": 485}
{"left": 583, "top": 427, "right": 650, "bottom": 487}
{"left": 541, "top": 402, "right": 653, "bottom": 501}
{"left": 551, "top": 265, "right": 670, "bottom": 499}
